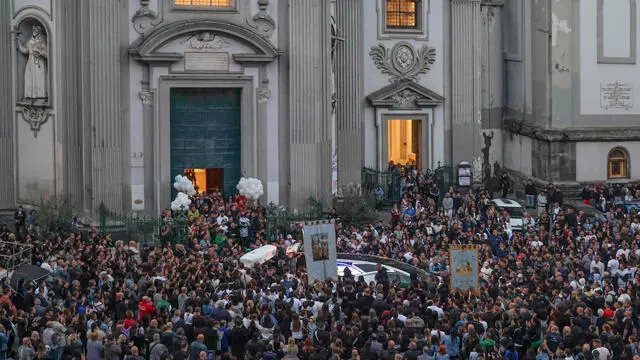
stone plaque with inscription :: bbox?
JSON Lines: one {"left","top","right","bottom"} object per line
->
{"left": 184, "top": 52, "right": 229, "bottom": 71}
{"left": 600, "top": 81, "right": 633, "bottom": 110}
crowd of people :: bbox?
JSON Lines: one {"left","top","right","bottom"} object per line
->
{"left": 0, "top": 167, "right": 638, "bottom": 360}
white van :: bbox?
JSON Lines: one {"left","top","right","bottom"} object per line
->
{"left": 490, "top": 198, "right": 525, "bottom": 231}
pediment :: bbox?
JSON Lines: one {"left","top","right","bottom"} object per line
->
{"left": 129, "top": 19, "right": 280, "bottom": 64}
{"left": 367, "top": 81, "right": 445, "bottom": 108}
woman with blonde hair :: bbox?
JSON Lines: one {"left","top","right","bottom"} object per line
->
{"left": 283, "top": 337, "right": 299, "bottom": 359}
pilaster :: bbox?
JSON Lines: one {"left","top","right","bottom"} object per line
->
{"left": 82, "top": 0, "right": 127, "bottom": 214}
{"left": 336, "top": 0, "right": 364, "bottom": 188}
{"left": 451, "top": 0, "right": 482, "bottom": 166}
{"left": 141, "top": 74, "right": 155, "bottom": 217}
{"left": 480, "top": 2, "right": 504, "bottom": 168}
{"left": 288, "top": 0, "right": 333, "bottom": 209}
{"left": 55, "top": 1, "right": 83, "bottom": 210}
{"left": 0, "top": 0, "right": 14, "bottom": 209}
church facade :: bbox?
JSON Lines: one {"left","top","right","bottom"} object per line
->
{"left": 0, "top": 0, "right": 638, "bottom": 216}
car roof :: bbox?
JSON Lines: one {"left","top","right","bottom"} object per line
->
{"left": 490, "top": 198, "right": 522, "bottom": 208}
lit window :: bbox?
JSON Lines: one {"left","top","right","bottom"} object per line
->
{"left": 608, "top": 148, "right": 629, "bottom": 179}
{"left": 386, "top": 0, "right": 418, "bottom": 29}
{"left": 174, "top": 0, "right": 233, "bottom": 7}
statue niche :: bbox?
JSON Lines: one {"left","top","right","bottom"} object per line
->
{"left": 15, "top": 19, "right": 49, "bottom": 106}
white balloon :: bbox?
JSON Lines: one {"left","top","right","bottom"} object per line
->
{"left": 171, "top": 191, "right": 192, "bottom": 211}
{"left": 236, "top": 177, "right": 264, "bottom": 200}
{"left": 173, "top": 174, "right": 197, "bottom": 195}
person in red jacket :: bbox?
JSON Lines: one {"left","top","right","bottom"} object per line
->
{"left": 138, "top": 296, "right": 155, "bottom": 325}
{"left": 123, "top": 310, "right": 138, "bottom": 330}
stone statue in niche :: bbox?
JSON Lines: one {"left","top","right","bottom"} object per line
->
{"left": 15, "top": 23, "right": 48, "bottom": 104}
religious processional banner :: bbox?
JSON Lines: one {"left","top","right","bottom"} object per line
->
{"left": 303, "top": 220, "right": 337, "bottom": 284}
{"left": 449, "top": 245, "right": 480, "bottom": 295}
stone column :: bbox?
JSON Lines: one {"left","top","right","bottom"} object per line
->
{"left": 288, "top": 0, "right": 333, "bottom": 209}
{"left": 451, "top": 0, "right": 482, "bottom": 166}
{"left": 0, "top": 0, "right": 14, "bottom": 208}
{"left": 335, "top": 0, "right": 364, "bottom": 189}
{"left": 80, "top": 0, "right": 128, "bottom": 215}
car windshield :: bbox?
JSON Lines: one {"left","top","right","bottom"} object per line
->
{"left": 503, "top": 206, "right": 524, "bottom": 217}
{"left": 355, "top": 263, "right": 378, "bottom": 272}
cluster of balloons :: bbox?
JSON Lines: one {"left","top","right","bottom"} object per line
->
{"left": 236, "top": 177, "right": 264, "bottom": 200}
{"left": 171, "top": 192, "right": 192, "bottom": 212}
{"left": 173, "top": 175, "right": 196, "bottom": 196}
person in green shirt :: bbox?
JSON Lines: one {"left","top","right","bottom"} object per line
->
{"left": 156, "top": 294, "right": 171, "bottom": 316}
{"left": 215, "top": 230, "right": 230, "bottom": 256}
{"left": 187, "top": 205, "right": 200, "bottom": 221}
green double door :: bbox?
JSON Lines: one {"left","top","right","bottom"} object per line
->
{"left": 170, "top": 88, "right": 242, "bottom": 197}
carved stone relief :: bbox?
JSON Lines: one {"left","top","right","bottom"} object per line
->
{"left": 257, "top": 86, "right": 271, "bottom": 103}
{"left": 20, "top": 106, "right": 50, "bottom": 138}
{"left": 139, "top": 91, "right": 153, "bottom": 105}
{"left": 370, "top": 42, "right": 437, "bottom": 83}
{"left": 182, "top": 32, "right": 230, "bottom": 50}
{"left": 391, "top": 89, "right": 419, "bottom": 108}
{"left": 246, "top": 0, "right": 276, "bottom": 38}
{"left": 132, "top": 0, "right": 161, "bottom": 34}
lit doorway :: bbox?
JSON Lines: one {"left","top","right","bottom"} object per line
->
{"left": 183, "top": 168, "right": 224, "bottom": 194}
{"left": 387, "top": 119, "right": 422, "bottom": 169}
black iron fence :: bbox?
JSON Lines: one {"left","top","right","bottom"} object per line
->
{"left": 98, "top": 203, "right": 190, "bottom": 248}
{"left": 264, "top": 203, "right": 325, "bottom": 242}
{"left": 99, "top": 202, "right": 326, "bottom": 248}
{"left": 361, "top": 163, "right": 453, "bottom": 206}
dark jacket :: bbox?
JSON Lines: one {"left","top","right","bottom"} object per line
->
{"left": 229, "top": 325, "right": 250, "bottom": 356}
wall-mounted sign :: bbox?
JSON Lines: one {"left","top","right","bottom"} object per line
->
{"left": 457, "top": 161, "right": 472, "bottom": 187}
{"left": 184, "top": 52, "right": 229, "bottom": 72}
{"left": 600, "top": 81, "right": 633, "bottom": 110}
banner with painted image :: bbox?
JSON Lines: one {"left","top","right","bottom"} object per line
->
{"left": 303, "top": 220, "right": 337, "bottom": 283}
{"left": 449, "top": 246, "right": 480, "bottom": 295}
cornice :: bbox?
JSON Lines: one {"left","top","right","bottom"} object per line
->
{"left": 504, "top": 117, "right": 640, "bottom": 142}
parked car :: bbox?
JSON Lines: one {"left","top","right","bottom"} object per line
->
{"left": 336, "top": 260, "right": 412, "bottom": 286}
{"left": 490, "top": 198, "right": 525, "bottom": 231}
{"left": 613, "top": 200, "right": 640, "bottom": 214}
{"left": 563, "top": 201, "right": 602, "bottom": 217}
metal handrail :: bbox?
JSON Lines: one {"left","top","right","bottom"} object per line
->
{"left": 0, "top": 241, "right": 34, "bottom": 277}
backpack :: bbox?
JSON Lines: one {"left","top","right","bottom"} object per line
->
{"left": 50, "top": 331, "right": 60, "bottom": 347}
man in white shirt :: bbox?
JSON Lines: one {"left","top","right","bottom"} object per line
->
{"left": 590, "top": 255, "right": 605, "bottom": 276}
{"left": 216, "top": 212, "right": 229, "bottom": 225}
{"left": 630, "top": 217, "right": 640, "bottom": 235}
{"left": 426, "top": 300, "right": 444, "bottom": 320}
{"left": 616, "top": 242, "right": 631, "bottom": 259}
{"left": 607, "top": 257, "right": 620, "bottom": 277}
{"left": 522, "top": 213, "right": 536, "bottom": 229}
{"left": 530, "top": 236, "right": 544, "bottom": 249}
{"left": 592, "top": 340, "right": 611, "bottom": 360}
